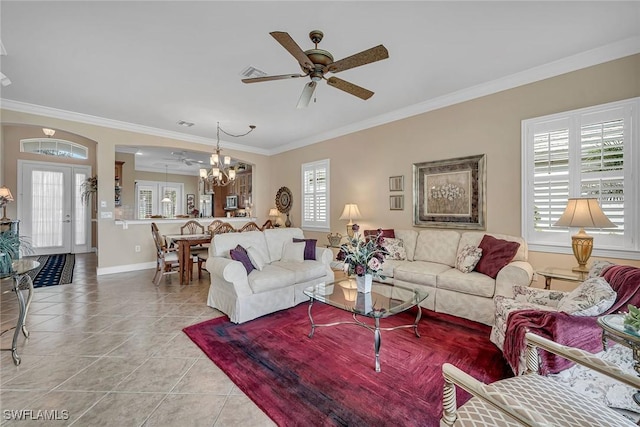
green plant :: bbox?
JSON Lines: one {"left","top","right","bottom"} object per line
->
{"left": 80, "top": 175, "right": 98, "bottom": 205}
{"left": 0, "top": 230, "right": 32, "bottom": 274}
{"left": 623, "top": 304, "right": 640, "bottom": 331}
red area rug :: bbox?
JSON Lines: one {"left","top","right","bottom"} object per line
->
{"left": 183, "top": 303, "right": 512, "bottom": 426}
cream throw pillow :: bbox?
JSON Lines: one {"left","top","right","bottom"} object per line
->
{"left": 557, "top": 277, "right": 616, "bottom": 316}
{"left": 246, "top": 246, "right": 269, "bottom": 271}
{"left": 281, "top": 241, "right": 305, "bottom": 263}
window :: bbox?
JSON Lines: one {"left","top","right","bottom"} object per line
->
{"left": 21, "top": 138, "right": 88, "bottom": 159}
{"left": 135, "top": 180, "right": 184, "bottom": 219}
{"left": 301, "top": 159, "right": 330, "bottom": 231}
{"left": 522, "top": 97, "right": 639, "bottom": 259}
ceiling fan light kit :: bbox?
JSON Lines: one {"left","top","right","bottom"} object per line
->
{"left": 242, "top": 30, "right": 388, "bottom": 108}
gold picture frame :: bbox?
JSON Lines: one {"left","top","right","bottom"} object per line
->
{"left": 390, "top": 195, "right": 404, "bottom": 210}
{"left": 413, "top": 154, "right": 486, "bottom": 229}
{"left": 389, "top": 175, "right": 404, "bottom": 191}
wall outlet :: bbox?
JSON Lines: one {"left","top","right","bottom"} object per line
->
{"left": 135, "top": 245, "right": 141, "bottom": 253}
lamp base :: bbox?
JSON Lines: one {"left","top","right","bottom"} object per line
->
{"left": 571, "top": 232, "right": 593, "bottom": 274}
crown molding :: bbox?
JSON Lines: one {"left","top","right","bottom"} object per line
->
{"left": 0, "top": 99, "right": 271, "bottom": 156}
{"left": 2, "top": 36, "right": 639, "bottom": 157}
{"left": 271, "top": 36, "right": 640, "bottom": 154}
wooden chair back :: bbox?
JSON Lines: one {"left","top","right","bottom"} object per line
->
{"left": 238, "top": 222, "right": 260, "bottom": 232}
{"left": 261, "top": 220, "right": 275, "bottom": 230}
{"left": 207, "top": 220, "right": 223, "bottom": 234}
{"left": 212, "top": 222, "right": 236, "bottom": 234}
{"left": 180, "top": 220, "right": 205, "bottom": 235}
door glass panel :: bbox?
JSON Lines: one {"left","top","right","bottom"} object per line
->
{"left": 32, "top": 170, "right": 64, "bottom": 248}
{"left": 74, "top": 173, "right": 87, "bottom": 245}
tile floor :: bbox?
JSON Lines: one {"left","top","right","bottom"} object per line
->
{"left": 0, "top": 254, "right": 276, "bottom": 426}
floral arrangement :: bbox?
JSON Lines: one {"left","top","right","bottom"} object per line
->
{"left": 80, "top": 176, "right": 98, "bottom": 205}
{"left": 337, "top": 225, "right": 389, "bottom": 279}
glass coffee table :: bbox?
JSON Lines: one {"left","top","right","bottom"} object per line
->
{"left": 304, "top": 278, "right": 428, "bottom": 372}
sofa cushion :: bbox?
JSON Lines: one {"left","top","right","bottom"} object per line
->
{"left": 212, "top": 230, "right": 268, "bottom": 258}
{"left": 438, "top": 268, "right": 496, "bottom": 298}
{"left": 272, "top": 260, "right": 327, "bottom": 283}
{"left": 282, "top": 241, "right": 305, "bottom": 263}
{"left": 394, "top": 230, "right": 418, "bottom": 261}
{"left": 474, "top": 235, "right": 520, "bottom": 279}
{"left": 557, "top": 277, "right": 617, "bottom": 316}
{"left": 248, "top": 264, "right": 296, "bottom": 293}
{"left": 455, "top": 244, "right": 482, "bottom": 273}
{"left": 459, "top": 232, "right": 527, "bottom": 263}
{"left": 380, "top": 237, "right": 407, "bottom": 261}
{"left": 293, "top": 238, "right": 317, "bottom": 260}
{"left": 378, "top": 259, "right": 405, "bottom": 278}
{"left": 230, "top": 245, "right": 254, "bottom": 274}
{"left": 394, "top": 261, "right": 450, "bottom": 287}
{"left": 264, "top": 228, "right": 305, "bottom": 262}
{"left": 413, "top": 230, "right": 460, "bottom": 267}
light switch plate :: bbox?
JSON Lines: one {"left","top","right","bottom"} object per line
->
{"left": 100, "top": 200, "right": 107, "bottom": 208}
{"left": 100, "top": 211, "right": 113, "bottom": 219}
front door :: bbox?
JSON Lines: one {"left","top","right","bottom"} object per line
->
{"left": 18, "top": 160, "right": 91, "bottom": 255}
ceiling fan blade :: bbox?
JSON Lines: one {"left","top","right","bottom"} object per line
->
{"left": 326, "top": 77, "right": 374, "bottom": 100}
{"left": 296, "top": 81, "right": 317, "bottom": 109}
{"left": 241, "top": 73, "right": 305, "bottom": 84}
{"left": 270, "top": 31, "right": 315, "bottom": 71}
{"left": 324, "top": 44, "right": 389, "bottom": 74}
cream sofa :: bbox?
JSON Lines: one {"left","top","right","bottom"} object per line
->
{"left": 206, "top": 227, "right": 334, "bottom": 323}
{"left": 378, "top": 229, "right": 533, "bottom": 325}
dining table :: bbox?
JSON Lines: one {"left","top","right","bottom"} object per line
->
{"left": 164, "top": 233, "right": 211, "bottom": 285}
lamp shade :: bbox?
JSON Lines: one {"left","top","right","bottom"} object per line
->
{"left": 0, "top": 186, "right": 14, "bottom": 203}
{"left": 553, "top": 198, "right": 616, "bottom": 229}
{"left": 268, "top": 208, "right": 279, "bottom": 217}
{"left": 339, "top": 204, "right": 362, "bottom": 221}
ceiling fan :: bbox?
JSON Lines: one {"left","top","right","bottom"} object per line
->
{"left": 242, "top": 30, "right": 389, "bottom": 108}
{"left": 163, "top": 151, "right": 203, "bottom": 167}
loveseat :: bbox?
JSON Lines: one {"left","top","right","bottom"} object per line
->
{"left": 206, "top": 227, "right": 334, "bottom": 323}
{"left": 374, "top": 229, "right": 533, "bottom": 325}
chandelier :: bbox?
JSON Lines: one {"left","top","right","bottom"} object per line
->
{"left": 199, "top": 122, "right": 256, "bottom": 187}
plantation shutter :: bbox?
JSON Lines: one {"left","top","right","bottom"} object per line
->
{"left": 136, "top": 183, "right": 155, "bottom": 218}
{"left": 301, "top": 159, "right": 330, "bottom": 231}
{"left": 532, "top": 123, "right": 570, "bottom": 233}
{"left": 579, "top": 114, "right": 625, "bottom": 235}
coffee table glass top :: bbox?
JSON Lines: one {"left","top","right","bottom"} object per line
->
{"left": 304, "top": 278, "right": 428, "bottom": 318}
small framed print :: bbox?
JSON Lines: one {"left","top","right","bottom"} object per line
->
{"left": 389, "top": 175, "right": 404, "bottom": 191}
{"left": 390, "top": 195, "right": 404, "bottom": 210}
{"left": 186, "top": 194, "right": 196, "bottom": 212}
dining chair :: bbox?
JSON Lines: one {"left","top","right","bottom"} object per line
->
{"left": 260, "top": 219, "right": 275, "bottom": 230}
{"left": 180, "top": 220, "right": 208, "bottom": 281}
{"left": 238, "top": 221, "right": 260, "bottom": 232}
{"left": 197, "top": 221, "right": 236, "bottom": 278}
{"left": 207, "top": 219, "right": 223, "bottom": 234}
{"left": 151, "top": 222, "right": 179, "bottom": 286}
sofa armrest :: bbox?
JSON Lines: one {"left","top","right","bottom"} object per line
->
{"left": 206, "top": 256, "right": 253, "bottom": 297}
{"left": 495, "top": 260, "right": 534, "bottom": 298}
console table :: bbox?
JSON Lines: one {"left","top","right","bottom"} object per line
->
{"left": 1, "top": 258, "right": 40, "bottom": 365}
{"left": 536, "top": 267, "right": 586, "bottom": 290}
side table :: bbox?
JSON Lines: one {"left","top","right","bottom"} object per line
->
{"left": 598, "top": 314, "right": 640, "bottom": 404}
{"left": 1, "top": 259, "right": 40, "bottom": 365}
{"left": 536, "top": 267, "right": 586, "bottom": 290}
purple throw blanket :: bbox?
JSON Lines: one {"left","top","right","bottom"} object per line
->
{"left": 504, "top": 265, "right": 640, "bottom": 374}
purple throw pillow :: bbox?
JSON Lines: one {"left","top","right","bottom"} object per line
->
{"left": 230, "top": 244, "right": 254, "bottom": 274}
{"left": 293, "top": 238, "right": 317, "bottom": 260}
{"left": 474, "top": 235, "right": 520, "bottom": 279}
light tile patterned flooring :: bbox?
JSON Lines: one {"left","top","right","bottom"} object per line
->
{"left": 0, "top": 254, "right": 275, "bottom": 426}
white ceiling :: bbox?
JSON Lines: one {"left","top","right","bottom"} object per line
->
{"left": 1, "top": 1, "right": 639, "bottom": 157}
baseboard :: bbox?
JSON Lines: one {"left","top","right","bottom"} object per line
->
{"left": 97, "top": 261, "right": 155, "bottom": 276}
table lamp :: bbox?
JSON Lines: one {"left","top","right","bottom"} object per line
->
{"left": 0, "top": 186, "right": 14, "bottom": 221}
{"left": 339, "top": 203, "right": 362, "bottom": 237}
{"left": 268, "top": 208, "right": 280, "bottom": 227}
{"left": 553, "top": 198, "right": 616, "bottom": 273}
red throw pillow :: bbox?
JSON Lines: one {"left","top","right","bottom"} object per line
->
{"left": 364, "top": 229, "right": 395, "bottom": 238}
{"left": 474, "top": 235, "right": 520, "bottom": 279}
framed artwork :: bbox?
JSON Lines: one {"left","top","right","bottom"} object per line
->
{"left": 186, "top": 194, "right": 196, "bottom": 212}
{"left": 413, "top": 154, "right": 486, "bottom": 229}
{"left": 389, "top": 176, "right": 404, "bottom": 191}
{"left": 389, "top": 195, "right": 404, "bottom": 210}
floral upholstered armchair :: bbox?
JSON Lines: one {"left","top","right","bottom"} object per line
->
{"left": 491, "top": 262, "right": 640, "bottom": 375}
